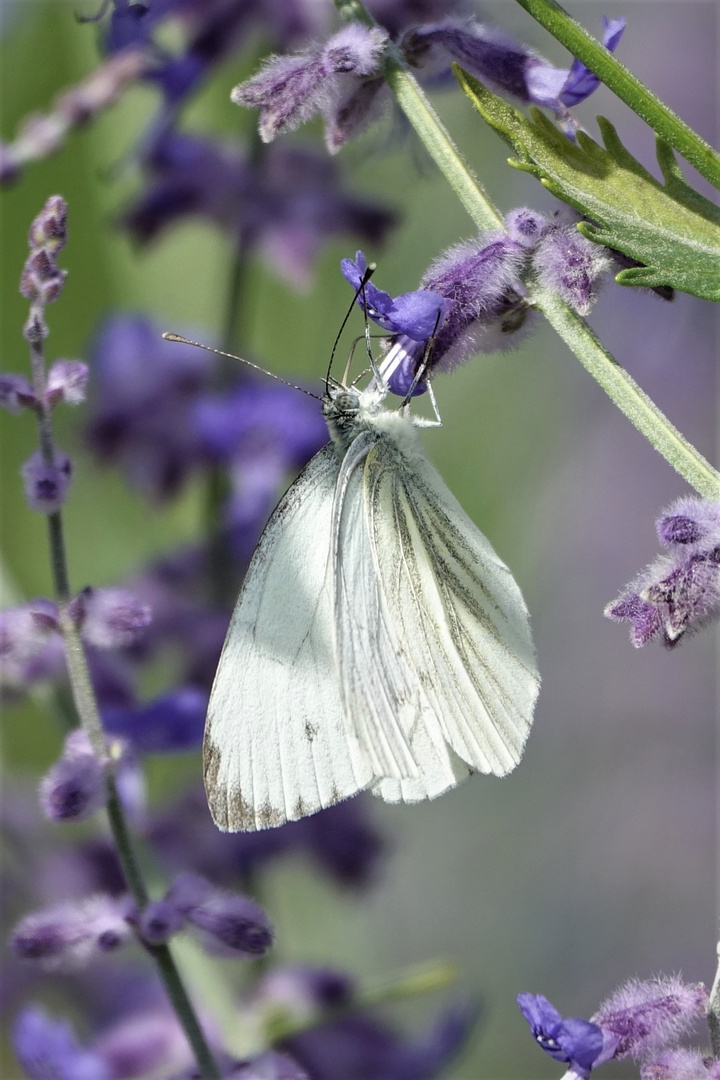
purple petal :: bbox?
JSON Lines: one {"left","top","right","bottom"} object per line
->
{"left": 560, "top": 17, "right": 627, "bottom": 107}
{"left": 12, "top": 1006, "right": 109, "bottom": 1080}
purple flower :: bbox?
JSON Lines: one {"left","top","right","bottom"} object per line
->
{"left": 11, "top": 895, "right": 132, "bottom": 970}
{"left": 231, "top": 24, "right": 389, "bottom": 143}
{"left": 341, "top": 250, "right": 447, "bottom": 340}
{"left": 531, "top": 210, "right": 611, "bottom": 314}
{"left": 257, "top": 966, "right": 354, "bottom": 1021}
{"left": 91, "top": 1003, "right": 198, "bottom": 1079}
{"left": 606, "top": 499, "right": 720, "bottom": 647}
{"left": 40, "top": 731, "right": 107, "bottom": 822}
{"left": 517, "top": 993, "right": 617, "bottom": 1077}
{"left": 403, "top": 15, "right": 625, "bottom": 113}
{"left": 123, "top": 134, "right": 395, "bottom": 289}
{"left": 230, "top": 1052, "right": 309, "bottom": 1080}
{"left": 69, "top": 587, "right": 152, "bottom": 650}
{"left": 22, "top": 449, "right": 73, "bottom": 512}
{"left": 103, "top": 685, "right": 207, "bottom": 752}
{"left": 28, "top": 194, "right": 68, "bottom": 253}
{"left": 297, "top": 798, "right": 384, "bottom": 888}
{"left": 166, "top": 872, "right": 273, "bottom": 957}
{"left": 136, "top": 898, "right": 187, "bottom": 945}
{"left": 560, "top": 17, "right": 627, "bottom": 107}
{"left": 592, "top": 977, "right": 708, "bottom": 1062}
{"left": 12, "top": 1006, "right": 109, "bottom": 1080}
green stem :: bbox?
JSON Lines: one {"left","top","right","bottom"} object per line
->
{"left": 510, "top": 0, "right": 720, "bottom": 191}
{"left": 334, "top": 0, "right": 720, "bottom": 497}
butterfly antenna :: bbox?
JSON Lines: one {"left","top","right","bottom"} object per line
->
{"left": 326, "top": 261, "right": 376, "bottom": 391}
{"left": 162, "top": 333, "right": 322, "bottom": 400}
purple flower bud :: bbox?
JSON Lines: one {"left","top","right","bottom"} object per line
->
{"left": 20, "top": 248, "right": 68, "bottom": 304}
{"left": 28, "top": 194, "right": 68, "bottom": 253}
{"left": 641, "top": 1048, "right": 719, "bottom": 1079}
{"left": 505, "top": 207, "right": 550, "bottom": 249}
{"left": 591, "top": 977, "right": 708, "bottom": 1062}
{"left": 137, "top": 899, "right": 186, "bottom": 945}
{"left": 92, "top": 1007, "right": 196, "bottom": 1080}
{"left": 11, "top": 895, "right": 131, "bottom": 969}
{"left": 21, "top": 449, "right": 73, "bottom": 513}
{"left": 532, "top": 212, "right": 611, "bottom": 314}
{"left": 0, "top": 602, "right": 64, "bottom": 697}
{"left": 0, "top": 373, "right": 37, "bottom": 413}
{"left": 39, "top": 734, "right": 107, "bottom": 822}
{"left": 606, "top": 499, "right": 720, "bottom": 647}
{"left": 12, "top": 1006, "right": 109, "bottom": 1080}
{"left": 656, "top": 497, "right": 720, "bottom": 550}
{"left": 258, "top": 966, "right": 354, "bottom": 1021}
{"left": 166, "top": 873, "right": 273, "bottom": 958}
{"left": 70, "top": 586, "right": 152, "bottom": 649}
{"left": 324, "top": 75, "right": 387, "bottom": 154}
{"left": 517, "top": 993, "right": 618, "bottom": 1077}
{"left": 46, "top": 360, "right": 89, "bottom": 408}
{"left": 231, "top": 24, "right": 388, "bottom": 142}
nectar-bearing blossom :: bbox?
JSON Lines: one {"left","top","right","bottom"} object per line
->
{"left": 517, "top": 993, "right": 617, "bottom": 1077}
{"left": 606, "top": 497, "right": 720, "bottom": 647}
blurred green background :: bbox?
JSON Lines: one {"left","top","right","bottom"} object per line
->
{"left": 1, "top": 2, "right": 717, "bottom": 1077}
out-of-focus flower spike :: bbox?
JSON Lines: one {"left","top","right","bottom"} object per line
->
{"left": 91, "top": 1006, "right": 197, "bottom": 1080}
{"left": 21, "top": 449, "right": 73, "bottom": 513}
{"left": 102, "top": 685, "right": 207, "bottom": 753}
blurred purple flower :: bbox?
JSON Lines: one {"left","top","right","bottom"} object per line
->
{"left": 46, "top": 360, "right": 90, "bottom": 408}
{"left": 282, "top": 1001, "right": 474, "bottom": 1080}
{"left": 257, "top": 966, "right": 354, "bottom": 1021}
{"left": 91, "top": 1005, "right": 196, "bottom": 1079}
{"left": 591, "top": 977, "right": 708, "bottom": 1062}
{"left": 11, "top": 895, "right": 132, "bottom": 970}
{"left": 22, "top": 449, "right": 74, "bottom": 513}
{"left": 231, "top": 24, "right": 389, "bottom": 142}
{"left": 103, "top": 685, "right": 207, "bottom": 752}
{"left": 517, "top": 993, "right": 616, "bottom": 1077}
{"left": 641, "top": 1049, "right": 720, "bottom": 1079}
{"left": 0, "top": 601, "right": 66, "bottom": 699}
{"left": 606, "top": 498, "right": 720, "bottom": 647}
{"left": 0, "top": 372, "right": 37, "bottom": 413}
{"left": 297, "top": 798, "right": 385, "bottom": 888}
{"left": 165, "top": 872, "right": 273, "bottom": 957}
{"left": 122, "top": 135, "right": 395, "bottom": 289}
{"left": 40, "top": 731, "right": 107, "bottom": 823}
{"left": 12, "top": 1006, "right": 110, "bottom": 1080}
{"left": 69, "top": 586, "right": 152, "bottom": 650}
{"left": 85, "top": 314, "right": 212, "bottom": 501}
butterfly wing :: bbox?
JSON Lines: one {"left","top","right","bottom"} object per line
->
{"left": 362, "top": 433, "right": 539, "bottom": 803}
{"left": 332, "top": 430, "right": 467, "bottom": 797}
{"left": 203, "top": 443, "right": 374, "bottom": 831}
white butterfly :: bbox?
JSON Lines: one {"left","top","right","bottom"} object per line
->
{"left": 203, "top": 369, "right": 539, "bottom": 832}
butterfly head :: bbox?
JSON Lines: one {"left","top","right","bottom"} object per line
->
{"left": 323, "top": 379, "right": 386, "bottom": 449}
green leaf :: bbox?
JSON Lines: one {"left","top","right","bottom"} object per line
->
{"left": 455, "top": 68, "right": 720, "bottom": 302}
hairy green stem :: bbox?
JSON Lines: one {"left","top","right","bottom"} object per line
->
{"left": 27, "top": 309, "right": 222, "bottom": 1080}
{"left": 510, "top": 0, "right": 720, "bottom": 191}
{"left": 334, "top": 0, "right": 720, "bottom": 496}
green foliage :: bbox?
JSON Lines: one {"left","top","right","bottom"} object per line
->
{"left": 455, "top": 68, "right": 720, "bottom": 302}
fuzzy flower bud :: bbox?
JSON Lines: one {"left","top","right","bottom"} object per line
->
{"left": 136, "top": 899, "right": 187, "bottom": 946}
{"left": 166, "top": 873, "right": 273, "bottom": 958}
{"left": 641, "top": 1049, "right": 720, "bottom": 1079}
{"left": 46, "top": 360, "right": 89, "bottom": 408}
{"left": 20, "top": 248, "right": 68, "bottom": 304}
{"left": 39, "top": 729, "right": 107, "bottom": 822}
{"left": 591, "top": 977, "right": 708, "bottom": 1062}
{"left": 21, "top": 449, "right": 73, "bottom": 513}
{"left": 231, "top": 24, "right": 388, "bottom": 142}
{"left": 28, "top": 194, "right": 68, "bottom": 253}
{"left": 0, "top": 601, "right": 64, "bottom": 697}
{"left": 531, "top": 212, "right": 611, "bottom": 315}
{"left": 606, "top": 498, "right": 720, "bottom": 647}
{"left": 69, "top": 586, "right": 152, "bottom": 649}
{"left": 11, "top": 895, "right": 132, "bottom": 969}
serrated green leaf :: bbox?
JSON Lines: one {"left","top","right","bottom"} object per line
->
{"left": 455, "top": 67, "right": 720, "bottom": 302}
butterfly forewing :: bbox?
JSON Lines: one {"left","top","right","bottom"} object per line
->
{"left": 203, "top": 444, "right": 374, "bottom": 831}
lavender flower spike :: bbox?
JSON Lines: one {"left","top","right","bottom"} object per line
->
{"left": 517, "top": 992, "right": 618, "bottom": 1077}
{"left": 232, "top": 24, "right": 388, "bottom": 143}
{"left": 606, "top": 498, "right": 720, "bottom": 647}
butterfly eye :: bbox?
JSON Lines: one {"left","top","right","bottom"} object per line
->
{"left": 333, "top": 391, "right": 360, "bottom": 414}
